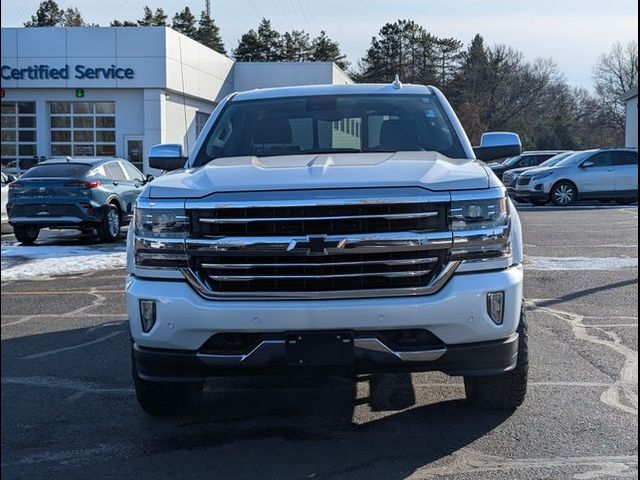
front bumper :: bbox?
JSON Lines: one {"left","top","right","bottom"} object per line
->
{"left": 133, "top": 332, "right": 519, "bottom": 380}
{"left": 513, "top": 189, "right": 549, "bottom": 202}
{"left": 127, "top": 264, "right": 523, "bottom": 349}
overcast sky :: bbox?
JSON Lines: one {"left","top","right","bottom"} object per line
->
{"left": 2, "top": 0, "right": 638, "bottom": 88}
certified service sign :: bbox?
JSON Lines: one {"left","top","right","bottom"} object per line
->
{"left": 1, "top": 64, "right": 135, "bottom": 80}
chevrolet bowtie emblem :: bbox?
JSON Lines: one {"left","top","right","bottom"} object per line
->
{"left": 287, "top": 236, "right": 347, "bottom": 255}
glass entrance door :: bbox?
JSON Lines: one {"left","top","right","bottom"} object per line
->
{"left": 125, "top": 137, "right": 144, "bottom": 172}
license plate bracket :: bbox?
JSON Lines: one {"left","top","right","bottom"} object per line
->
{"left": 286, "top": 331, "right": 354, "bottom": 366}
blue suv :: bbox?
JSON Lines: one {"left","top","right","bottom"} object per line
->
{"left": 8, "top": 158, "right": 151, "bottom": 244}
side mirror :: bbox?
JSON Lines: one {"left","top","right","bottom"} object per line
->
{"left": 145, "top": 174, "right": 155, "bottom": 183}
{"left": 473, "top": 132, "right": 523, "bottom": 162}
{"left": 581, "top": 161, "right": 595, "bottom": 168}
{"left": 148, "top": 144, "right": 186, "bottom": 171}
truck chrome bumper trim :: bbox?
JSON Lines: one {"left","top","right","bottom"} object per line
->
{"left": 180, "top": 260, "right": 462, "bottom": 300}
{"left": 195, "top": 338, "right": 446, "bottom": 367}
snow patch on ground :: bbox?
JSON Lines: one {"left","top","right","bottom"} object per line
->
{"left": 526, "top": 256, "right": 638, "bottom": 271}
{"left": 1, "top": 243, "right": 126, "bottom": 280}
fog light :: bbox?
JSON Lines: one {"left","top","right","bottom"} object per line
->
{"left": 534, "top": 184, "right": 544, "bottom": 191}
{"left": 139, "top": 300, "right": 157, "bottom": 333}
{"left": 487, "top": 291, "right": 505, "bottom": 325}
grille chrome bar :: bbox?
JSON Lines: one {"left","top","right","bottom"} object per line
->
{"left": 207, "top": 270, "right": 434, "bottom": 281}
{"left": 198, "top": 211, "right": 439, "bottom": 224}
{"left": 201, "top": 257, "right": 439, "bottom": 269}
{"left": 181, "top": 261, "right": 462, "bottom": 300}
{"left": 186, "top": 231, "right": 453, "bottom": 255}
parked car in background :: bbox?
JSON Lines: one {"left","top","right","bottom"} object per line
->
{"left": 503, "top": 152, "right": 574, "bottom": 199}
{"left": 8, "top": 158, "right": 151, "bottom": 244}
{"left": 1, "top": 170, "right": 15, "bottom": 229}
{"left": 515, "top": 147, "right": 639, "bottom": 206}
{"left": 489, "top": 150, "right": 567, "bottom": 180}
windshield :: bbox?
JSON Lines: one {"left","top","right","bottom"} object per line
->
{"left": 555, "top": 151, "right": 596, "bottom": 167}
{"left": 21, "top": 163, "right": 90, "bottom": 178}
{"left": 539, "top": 152, "right": 573, "bottom": 167}
{"left": 503, "top": 155, "right": 524, "bottom": 167}
{"left": 194, "top": 94, "right": 466, "bottom": 166}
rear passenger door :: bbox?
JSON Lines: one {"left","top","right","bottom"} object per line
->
{"left": 103, "top": 161, "right": 131, "bottom": 213}
{"left": 613, "top": 150, "right": 639, "bottom": 194}
{"left": 120, "top": 161, "right": 147, "bottom": 213}
{"left": 576, "top": 152, "right": 616, "bottom": 194}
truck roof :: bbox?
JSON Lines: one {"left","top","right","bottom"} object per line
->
{"left": 231, "top": 83, "right": 433, "bottom": 102}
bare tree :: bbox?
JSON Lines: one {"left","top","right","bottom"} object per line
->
{"left": 593, "top": 41, "right": 638, "bottom": 131}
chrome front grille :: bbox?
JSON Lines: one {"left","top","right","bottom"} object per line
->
{"left": 178, "top": 188, "right": 461, "bottom": 299}
{"left": 517, "top": 176, "right": 532, "bottom": 186}
{"left": 188, "top": 250, "right": 448, "bottom": 293}
{"left": 190, "top": 202, "right": 448, "bottom": 237}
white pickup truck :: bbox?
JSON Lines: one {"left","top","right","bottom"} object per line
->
{"left": 126, "top": 82, "right": 528, "bottom": 415}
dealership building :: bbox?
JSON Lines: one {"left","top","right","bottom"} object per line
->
{"left": 0, "top": 27, "right": 352, "bottom": 174}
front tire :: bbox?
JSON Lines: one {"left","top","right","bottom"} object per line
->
{"left": 14, "top": 225, "right": 40, "bottom": 245}
{"left": 97, "top": 204, "right": 121, "bottom": 242}
{"left": 132, "top": 352, "right": 204, "bottom": 416}
{"left": 551, "top": 181, "right": 577, "bottom": 206}
{"left": 464, "top": 305, "right": 529, "bottom": 409}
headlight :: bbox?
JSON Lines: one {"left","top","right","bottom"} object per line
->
{"left": 450, "top": 193, "right": 512, "bottom": 263}
{"left": 135, "top": 208, "right": 188, "bottom": 238}
{"left": 450, "top": 197, "right": 509, "bottom": 231}
{"left": 133, "top": 206, "right": 188, "bottom": 268}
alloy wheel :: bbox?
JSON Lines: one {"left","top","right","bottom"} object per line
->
{"left": 107, "top": 208, "right": 120, "bottom": 237}
{"left": 553, "top": 184, "right": 575, "bottom": 205}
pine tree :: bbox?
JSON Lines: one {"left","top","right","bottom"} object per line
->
{"left": 172, "top": 7, "right": 198, "bottom": 39}
{"left": 256, "top": 19, "right": 283, "bottom": 61}
{"left": 234, "top": 29, "right": 262, "bottom": 61}
{"left": 310, "top": 31, "right": 348, "bottom": 70}
{"left": 152, "top": 8, "right": 168, "bottom": 26}
{"left": 24, "top": 0, "right": 64, "bottom": 27}
{"left": 282, "top": 30, "right": 311, "bottom": 61}
{"left": 61, "top": 7, "right": 89, "bottom": 27}
{"left": 433, "top": 37, "right": 463, "bottom": 88}
{"left": 110, "top": 20, "right": 137, "bottom": 27}
{"left": 196, "top": 11, "right": 226, "bottom": 54}
{"left": 233, "top": 19, "right": 283, "bottom": 62}
{"left": 137, "top": 6, "right": 155, "bottom": 26}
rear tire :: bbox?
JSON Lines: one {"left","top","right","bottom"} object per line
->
{"left": 464, "top": 305, "right": 529, "bottom": 410}
{"left": 132, "top": 351, "right": 204, "bottom": 416}
{"left": 551, "top": 181, "right": 577, "bottom": 206}
{"left": 14, "top": 225, "right": 40, "bottom": 245}
{"left": 96, "top": 204, "right": 121, "bottom": 242}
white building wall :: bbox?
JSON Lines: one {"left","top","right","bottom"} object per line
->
{"left": 233, "top": 62, "right": 350, "bottom": 92}
{"left": 332, "top": 64, "right": 353, "bottom": 85}
{"left": 164, "top": 28, "right": 234, "bottom": 103}
{"left": 625, "top": 96, "right": 638, "bottom": 147}
{"left": 4, "top": 88, "right": 144, "bottom": 160}
{"left": 163, "top": 92, "right": 216, "bottom": 155}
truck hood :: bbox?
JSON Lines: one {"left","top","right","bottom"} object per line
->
{"left": 148, "top": 152, "right": 491, "bottom": 199}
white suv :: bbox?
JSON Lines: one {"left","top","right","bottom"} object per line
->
{"left": 515, "top": 148, "right": 639, "bottom": 206}
{"left": 126, "top": 83, "right": 528, "bottom": 415}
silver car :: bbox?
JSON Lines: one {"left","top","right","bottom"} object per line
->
{"left": 515, "top": 148, "right": 638, "bottom": 206}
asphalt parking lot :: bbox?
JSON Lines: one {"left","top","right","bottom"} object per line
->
{"left": 1, "top": 204, "right": 638, "bottom": 479}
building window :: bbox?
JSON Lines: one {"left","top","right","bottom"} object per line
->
{"left": 1, "top": 102, "right": 38, "bottom": 175}
{"left": 50, "top": 102, "right": 116, "bottom": 158}
{"left": 195, "top": 111, "right": 210, "bottom": 138}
